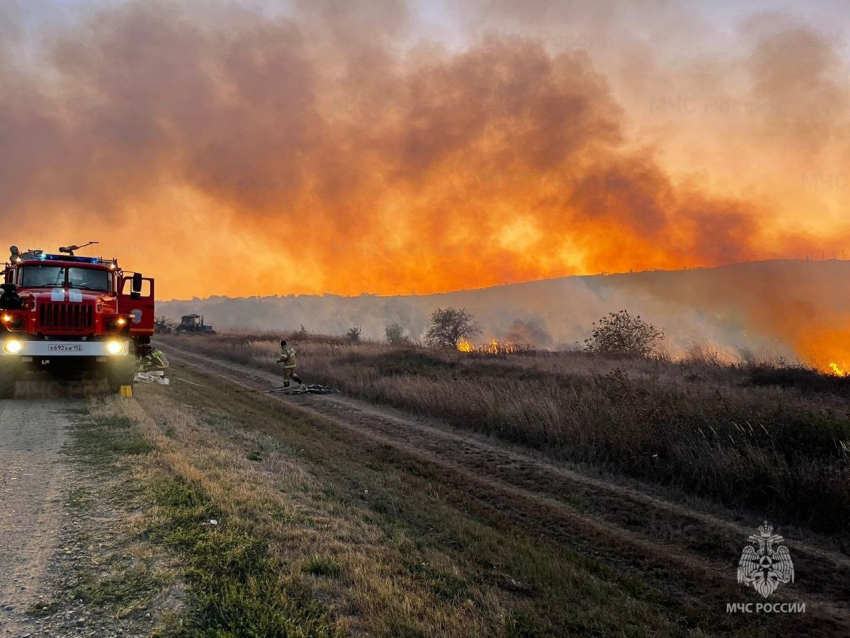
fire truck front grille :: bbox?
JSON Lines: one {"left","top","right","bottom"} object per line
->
{"left": 39, "top": 302, "right": 95, "bottom": 332}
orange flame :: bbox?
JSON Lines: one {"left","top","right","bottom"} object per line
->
{"left": 457, "top": 339, "right": 474, "bottom": 353}
{"left": 829, "top": 362, "right": 847, "bottom": 377}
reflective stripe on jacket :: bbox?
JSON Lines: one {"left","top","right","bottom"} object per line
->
{"left": 144, "top": 350, "right": 169, "bottom": 369}
{"left": 278, "top": 346, "right": 297, "bottom": 368}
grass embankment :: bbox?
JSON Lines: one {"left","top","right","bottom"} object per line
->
{"left": 73, "top": 397, "right": 340, "bottom": 637}
{"left": 165, "top": 333, "right": 850, "bottom": 539}
{"left": 75, "top": 365, "right": 758, "bottom": 637}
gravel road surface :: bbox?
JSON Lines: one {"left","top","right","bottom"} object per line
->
{"left": 0, "top": 400, "right": 74, "bottom": 637}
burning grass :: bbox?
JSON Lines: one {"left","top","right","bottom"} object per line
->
{"left": 163, "top": 333, "right": 850, "bottom": 540}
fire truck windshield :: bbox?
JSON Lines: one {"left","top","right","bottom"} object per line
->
{"left": 20, "top": 265, "right": 111, "bottom": 291}
{"left": 21, "top": 265, "right": 66, "bottom": 288}
{"left": 68, "top": 268, "right": 110, "bottom": 291}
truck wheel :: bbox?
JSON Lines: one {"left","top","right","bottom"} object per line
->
{"left": 107, "top": 360, "right": 136, "bottom": 394}
{"left": 0, "top": 363, "right": 18, "bottom": 399}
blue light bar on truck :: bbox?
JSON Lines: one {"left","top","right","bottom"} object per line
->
{"left": 41, "top": 254, "right": 100, "bottom": 264}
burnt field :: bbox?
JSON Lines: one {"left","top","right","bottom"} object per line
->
{"left": 162, "top": 332, "right": 850, "bottom": 547}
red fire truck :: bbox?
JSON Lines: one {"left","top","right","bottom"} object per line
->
{"left": 0, "top": 245, "right": 155, "bottom": 398}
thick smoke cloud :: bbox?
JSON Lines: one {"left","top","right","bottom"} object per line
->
{"left": 161, "top": 260, "right": 850, "bottom": 369}
{"left": 4, "top": 1, "right": 850, "bottom": 365}
{"left": 2, "top": 0, "right": 833, "bottom": 301}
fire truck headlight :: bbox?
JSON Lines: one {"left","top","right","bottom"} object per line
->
{"left": 3, "top": 314, "right": 24, "bottom": 330}
{"left": 106, "top": 317, "right": 128, "bottom": 331}
{"left": 3, "top": 340, "right": 22, "bottom": 355}
{"left": 106, "top": 341, "right": 125, "bottom": 355}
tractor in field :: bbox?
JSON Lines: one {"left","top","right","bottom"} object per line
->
{"left": 0, "top": 243, "right": 155, "bottom": 397}
{"left": 154, "top": 316, "right": 175, "bottom": 334}
{"left": 176, "top": 314, "right": 215, "bottom": 334}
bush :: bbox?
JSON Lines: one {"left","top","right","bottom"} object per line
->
{"left": 345, "top": 326, "right": 362, "bottom": 343}
{"left": 424, "top": 308, "right": 482, "bottom": 349}
{"left": 385, "top": 322, "right": 411, "bottom": 347}
{"left": 584, "top": 310, "right": 663, "bottom": 357}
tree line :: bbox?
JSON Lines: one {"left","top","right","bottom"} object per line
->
{"left": 340, "top": 307, "right": 663, "bottom": 356}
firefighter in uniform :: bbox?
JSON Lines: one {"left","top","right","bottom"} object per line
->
{"left": 278, "top": 340, "right": 303, "bottom": 388}
{"left": 140, "top": 345, "right": 169, "bottom": 372}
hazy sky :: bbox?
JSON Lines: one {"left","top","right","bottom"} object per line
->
{"left": 2, "top": 0, "right": 850, "bottom": 299}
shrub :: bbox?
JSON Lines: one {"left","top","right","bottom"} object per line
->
{"left": 424, "top": 308, "right": 482, "bottom": 349}
{"left": 345, "top": 326, "right": 362, "bottom": 343}
{"left": 385, "top": 322, "right": 410, "bottom": 346}
{"left": 584, "top": 310, "right": 663, "bottom": 357}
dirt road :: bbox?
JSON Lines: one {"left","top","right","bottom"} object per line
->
{"left": 167, "top": 344, "right": 850, "bottom": 636}
{"left": 0, "top": 400, "right": 73, "bottom": 636}
{"left": 0, "top": 395, "right": 169, "bottom": 638}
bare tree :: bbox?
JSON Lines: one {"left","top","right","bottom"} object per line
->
{"left": 584, "top": 310, "right": 663, "bottom": 357}
{"left": 385, "top": 322, "right": 410, "bottom": 346}
{"left": 424, "top": 308, "right": 482, "bottom": 349}
{"left": 345, "top": 326, "right": 362, "bottom": 342}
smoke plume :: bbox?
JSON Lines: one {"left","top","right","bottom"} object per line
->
{"left": 4, "top": 1, "right": 850, "bottom": 366}
{"left": 3, "top": 0, "right": 847, "bottom": 302}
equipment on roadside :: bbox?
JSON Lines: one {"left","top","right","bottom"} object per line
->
{"left": 276, "top": 383, "right": 334, "bottom": 395}
{"left": 135, "top": 370, "right": 170, "bottom": 385}
{"left": 236, "top": 383, "right": 337, "bottom": 395}
{"left": 154, "top": 316, "right": 175, "bottom": 334}
{"left": 176, "top": 314, "right": 216, "bottom": 334}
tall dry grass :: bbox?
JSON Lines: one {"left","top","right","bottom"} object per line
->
{"left": 163, "top": 333, "right": 850, "bottom": 538}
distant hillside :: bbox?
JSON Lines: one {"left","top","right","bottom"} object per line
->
{"left": 159, "top": 260, "right": 850, "bottom": 362}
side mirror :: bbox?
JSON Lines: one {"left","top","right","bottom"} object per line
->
{"left": 0, "top": 283, "right": 22, "bottom": 310}
{"left": 130, "top": 273, "right": 143, "bottom": 301}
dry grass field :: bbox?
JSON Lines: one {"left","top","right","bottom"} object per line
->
{"left": 162, "top": 332, "right": 850, "bottom": 544}
{"left": 37, "top": 331, "right": 848, "bottom": 637}
{"left": 66, "top": 350, "right": 849, "bottom": 637}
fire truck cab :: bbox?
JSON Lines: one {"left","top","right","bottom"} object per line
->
{"left": 0, "top": 249, "right": 155, "bottom": 398}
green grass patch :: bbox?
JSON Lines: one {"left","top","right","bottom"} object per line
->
{"left": 73, "top": 559, "right": 165, "bottom": 618}
{"left": 69, "top": 412, "right": 153, "bottom": 472}
{"left": 145, "top": 476, "right": 341, "bottom": 638}
{"left": 405, "top": 560, "right": 471, "bottom": 603}
{"left": 302, "top": 555, "right": 343, "bottom": 578}
{"left": 71, "top": 402, "right": 340, "bottom": 637}
{"left": 60, "top": 406, "right": 173, "bottom": 626}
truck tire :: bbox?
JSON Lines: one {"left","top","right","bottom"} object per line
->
{"left": 107, "top": 359, "right": 136, "bottom": 394}
{"left": 0, "top": 362, "right": 18, "bottom": 399}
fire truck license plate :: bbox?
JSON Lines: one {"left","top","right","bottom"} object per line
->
{"left": 48, "top": 344, "right": 83, "bottom": 352}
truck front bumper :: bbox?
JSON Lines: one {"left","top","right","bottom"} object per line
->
{"left": 0, "top": 339, "right": 130, "bottom": 357}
